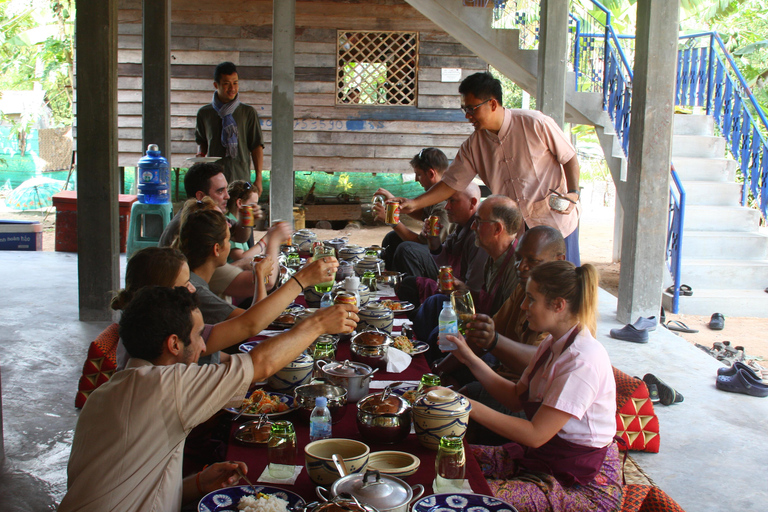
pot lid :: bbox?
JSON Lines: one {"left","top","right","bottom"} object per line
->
{"left": 358, "top": 393, "right": 410, "bottom": 415}
{"left": 322, "top": 360, "right": 373, "bottom": 377}
{"left": 333, "top": 470, "right": 410, "bottom": 510}
{"left": 413, "top": 388, "right": 472, "bottom": 417}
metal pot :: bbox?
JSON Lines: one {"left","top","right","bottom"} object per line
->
{"left": 317, "top": 360, "right": 376, "bottom": 403}
{"left": 318, "top": 470, "right": 424, "bottom": 512}
{"left": 375, "top": 271, "right": 404, "bottom": 292}
{"left": 304, "top": 493, "right": 378, "bottom": 512}
{"left": 294, "top": 381, "right": 348, "bottom": 424}
{"left": 350, "top": 329, "right": 394, "bottom": 370}
{"left": 356, "top": 392, "right": 411, "bottom": 444}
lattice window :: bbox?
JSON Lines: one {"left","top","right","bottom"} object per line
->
{"left": 337, "top": 31, "right": 418, "bottom": 106}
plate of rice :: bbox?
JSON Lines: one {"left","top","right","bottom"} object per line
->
{"left": 198, "top": 485, "right": 305, "bottom": 512}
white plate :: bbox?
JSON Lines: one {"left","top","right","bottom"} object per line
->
{"left": 225, "top": 391, "right": 295, "bottom": 418}
{"left": 373, "top": 299, "right": 415, "bottom": 313}
{"left": 410, "top": 340, "right": 429, "bottom": 355}
{"left": 186, "top": 156, "right": 221, "bottom": 163}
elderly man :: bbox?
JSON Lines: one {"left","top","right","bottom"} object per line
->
{"left": 397, "top": 182, "right": 486, "bottom": 308}
{"left": 398, "top": 72, "right": 582, "bottom": 265}
{"left": 411, "top": 196, "right": 522, "bottom": 362}
{"left": 59, "top": 285, "right": 358, "bottom": 511}
{"left": 372, "top": 148, "right": 451, "bottom": 274}
{"left": 436, "top": 226, "right": 567, "bottom": 411}
{"left": 196, "top": 61, "right": 265, "bottom": 193}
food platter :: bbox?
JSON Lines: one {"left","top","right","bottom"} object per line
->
{"left": 412, "top": 493, "right": 518, "bottom": 512}
{"left": 198, "top": 485, "right": 306, "bottom": 512}
{"left": 373, "top": 299, "right": 415, "bottom": 313}
{"left": 225, "top": 390, "right": 295, "bottom": 418}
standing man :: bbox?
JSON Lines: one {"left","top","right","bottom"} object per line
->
{"left": 197, "top": 62, "right": 265, "bottom": 194}
{"left": 398, "top": 71, "right": 581, "bottom": 264}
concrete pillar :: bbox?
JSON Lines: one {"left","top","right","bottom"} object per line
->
{"left": 75, "top": 0, "right": 120, "bottom": 321}
{"left": 271, "top": 0, "right": 296, "bottom": 226}
{"left": 142, "top": 0, "right": 171, "bottom": 163}
{"left": 616, "top": 0, "right": 678, "bottom": 322}
{"left": 536, "top": 0, "right": 568, "bottom": 127}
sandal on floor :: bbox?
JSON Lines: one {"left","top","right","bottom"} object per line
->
{"left": 666, "top": 284, "right": 693, "bottom": 296}
{"left": 665, "top": 320, "right": 699, "bottom": 333}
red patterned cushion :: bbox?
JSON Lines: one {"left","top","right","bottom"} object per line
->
{"left": 75, "top": 323, "right": 119, "bottom": 408}
{"left": 614, "top": 367, "right": 660, "bottom": 453}
{"left": 621, "top": 484, "right": 686, "bottom": 512}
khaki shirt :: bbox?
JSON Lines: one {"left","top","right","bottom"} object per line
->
{"left": 59, "top": 354, "right": 253, "bottom": 512}
{"left": 442, "top": 108, "right": 580, "bottom": 237}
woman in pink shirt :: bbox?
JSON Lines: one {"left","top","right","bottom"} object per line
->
{"left": 450, "top": 260, "right": 621, "bottom": 511}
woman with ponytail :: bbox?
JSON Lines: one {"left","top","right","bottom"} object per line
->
{"left": 449, "top": 261, "right": 622, "bottom": 511}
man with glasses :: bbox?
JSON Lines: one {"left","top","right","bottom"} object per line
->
{"left": 398, "top": 71, "right": 582, "bottom": 265}
{"left": 372, "top": 148, "right": 451, "bottom": 277}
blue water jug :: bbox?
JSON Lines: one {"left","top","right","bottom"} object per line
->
{"left": 137, "top": 144, "right": 169, "bottom": 204}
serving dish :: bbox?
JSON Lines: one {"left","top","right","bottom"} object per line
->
{"left": 198, "top": 485, "right": 306, "bottom": 512}
{"left": 224, "top": 391, "right": 295, "bottom": 418}
{"left": 411, "top": 493, "right": 518, "bottom": 512}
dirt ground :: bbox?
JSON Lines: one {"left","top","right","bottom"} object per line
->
{"left": 4, "top": 202, "right": 767, "bottom": 364}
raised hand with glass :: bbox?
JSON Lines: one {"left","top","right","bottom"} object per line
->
{"left": 450, "top": 290, "right": 475, "bottom": 335}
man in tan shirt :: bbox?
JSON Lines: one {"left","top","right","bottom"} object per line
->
{"left": 59, "top": 286, "right": 357, "bottom": 512}
{"left": 398, "top": 72, "right": 582, "bottom": 265}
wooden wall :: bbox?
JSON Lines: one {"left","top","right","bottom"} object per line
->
{"left": 114, "top": 0, "right": 488, "bottom": 171}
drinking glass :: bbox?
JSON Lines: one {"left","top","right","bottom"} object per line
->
{"left": 450, "top": 290, "right": 475, "bottom": 335}
{"left": 312, "top": 246, "right": 336, "bottom": 292}
{"left": 267, "top": 421, "right": 297, "bottom": 479}
{"left": 434, "top": 435, "right": 466, "bottom": 493}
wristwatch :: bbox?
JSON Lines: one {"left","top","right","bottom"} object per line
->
{"left": 568, "top": 189, "right": 581, "bottom": 199}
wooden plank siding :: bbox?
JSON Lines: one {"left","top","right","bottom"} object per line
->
{"left": 107, "top": 0, "right": 488, "bottom": 171}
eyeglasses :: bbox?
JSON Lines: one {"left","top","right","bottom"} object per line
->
{"left": 472, "top": 217, "right": 499, "bottom": 228}
{"left": 460, "top": 98, "right": 491, "bottom": 115}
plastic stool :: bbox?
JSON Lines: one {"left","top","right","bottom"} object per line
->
{"left": 126, "top": 202, "right": 174, "bottom": 259}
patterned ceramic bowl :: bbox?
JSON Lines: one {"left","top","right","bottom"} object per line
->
{"left": 338, "top": 244, "right": 366, "bottom": 263}
{"left": 268, "top": 352, "right": 314, "bottom": 392}
{"left": 292, "top": 229, "right": 318, "bottom": 254}
{"left": 354, "top": 256, "right": 385, "bottom": 277}
{"left": 304, "top": 438, "right": 370, "bottom": 486}
{"left": 357, "top": 304, "right": 394, "bottom": 334}
{"left": 411, "top": 389, "right": 472, "bottom": 450}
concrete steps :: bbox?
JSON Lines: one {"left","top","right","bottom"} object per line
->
{"left": 673, "top": 258, "right": 768, "bottom": 289}
{"left": 662, "top": 288, "right": 768, "bottom": 317}
{"left": 672, "top": 157, "right": 736, "bottom": 182}
{"left": 681, "top": 231, "right": 768, "bottom": 260}
{"left": 683, "top": 205, "right": 762, "bottom": 231}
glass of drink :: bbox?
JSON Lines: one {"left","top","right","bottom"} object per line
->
{"left": 450, "top": 290, "right": 475, "bottom": 335}
{"left": 435, "top": 435, "right": 466, "bottom": 493}
{"left": 312, "top": 245, "right": 336, "bottom": 292}
{"left": 267, "top": 421, "right": 297, "bottom": 479}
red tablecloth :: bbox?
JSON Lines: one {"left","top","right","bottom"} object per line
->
{"left": 225, "top": 330, "right": 492, "bottom": 504}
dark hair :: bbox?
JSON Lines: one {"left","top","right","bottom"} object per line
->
{"left": 485, "top": 195, "right": 522, "bottom": 234}
{"left": 226, "top": 180, "right": 255, "bottom": 214}
{"left": 178, "top": 206, "right": 229, "bottom": 270}
{"left": 529, "top": 261, "right": 599, "bottom": 336}
{"left": 184, "top": 162, "right": 225, "bottom": 198}
{"left": 111, "top": 247, "right": 187, "bottom": 310}
{"left": 215, "top": 61, "right": 238, "bottom": 83}
{"left": 120, "top": 286, "right": 200, "bottom": 361}
{"left": 409, "top": 148, "right": 448, "bottom": 175}
{"left": 525, "top": 225, "right": 566, "bottom": 258}
{"left": 458, "top": 72, "right": 503, "bottom": 103}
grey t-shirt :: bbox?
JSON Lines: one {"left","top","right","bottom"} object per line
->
{"left": 189, "top": 272, "right": 237, "bottom": 324}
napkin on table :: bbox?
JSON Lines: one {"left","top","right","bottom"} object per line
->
{"left": 256, "top": 465, "right": 303, "bottom": 485}
{"left": 432, "top": 479, "right": 473, "bottom": 494}
{"left": 385, "top": 347, "right": 412, "bottom": 373}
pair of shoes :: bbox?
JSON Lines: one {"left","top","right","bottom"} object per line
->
{"left": 716, "top": 369, "right": 768, "bottom": 397}
{"left": 610, "top": 324, "right": 649, "bottom": 343}
{"left": 665, "top": 320, "right": 699, "bottom": 334}
{"left": 666, "top": 284, "right": 693, "bottom": 296}
{"left": 643, "top": 374, "right": 684, "bottom": 405}
{"left": 718, "top": 361, "right": 761, "bottom": 380}
{"left": 708, "top": 313, "right": 725, "bottom": 330}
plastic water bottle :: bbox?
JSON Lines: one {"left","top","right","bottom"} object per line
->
{"left": 309, "top": 396, "right": 332, "bottom": 442}
{"left": 320, "top": 292, "right": 333, "bottom": 308}
{"left": 137, "top": 144, "right": 169, "bottom": 204}
{"left": 438, "top": 301, "right": 459, "bottom": 351}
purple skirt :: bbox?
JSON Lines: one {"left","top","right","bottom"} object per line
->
{"left": 470, "top": 442, "right": 623, "bottom": 512}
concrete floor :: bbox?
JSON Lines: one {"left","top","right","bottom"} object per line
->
{"left": 0, "top": 251, "right": 766, "bottom": 511}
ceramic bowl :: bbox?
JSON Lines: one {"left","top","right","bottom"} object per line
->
{"left": 411, "top": 389, "right": 472, "bottom": 450}
{"left": 292, "top": 229, "right": 318, "bottom": 254}
{"left": 324, "top": 238, "right": 348, "bottom": 257}
{"left": 304, "top": 285, "right": 329, "bottom": 308}
{"left": 357, "top": 304, "right": 394, "bottom": 334}
{"left": 305, "top": 438, "right": 370, "bottom": 486}
{"left": 549, "top": 193, "right": 571, "bottom": 212}
{"left": 268, "top": 352, "right": 314, "bottom": 392}
{"left": 367, "top": 451, "right": 420, "bottom": 479}
{"left": 339, "top": 244, "right": 366, "bottom": 263}
{"left": 337, "top": 260, "right": 355, "bottom": 281}
{"left": 355, "top": 256, "right": 385, "bottom": 277}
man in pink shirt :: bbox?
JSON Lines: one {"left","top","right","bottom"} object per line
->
{"left": 399, "top": 72, "right": 582, "bottom": 264}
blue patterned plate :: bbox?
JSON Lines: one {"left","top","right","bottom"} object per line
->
{"left": 224, "top": 391, "right": 295, "bottom": 418}
{"left": 198, "top": 484, "right": 305, "bottom": 512}
{"left": 411, "top": 493, "right": 518, "bottom": 512}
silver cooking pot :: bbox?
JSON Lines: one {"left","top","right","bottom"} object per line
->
{"left": 317, "top": 469, "right": 424, "bottom": 512}
{"left": 316, "top": 360, "right": 376, "bottom": 403}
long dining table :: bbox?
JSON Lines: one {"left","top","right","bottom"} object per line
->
{"left": 224, "top": 301, "right": 493, "bottom": 506}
